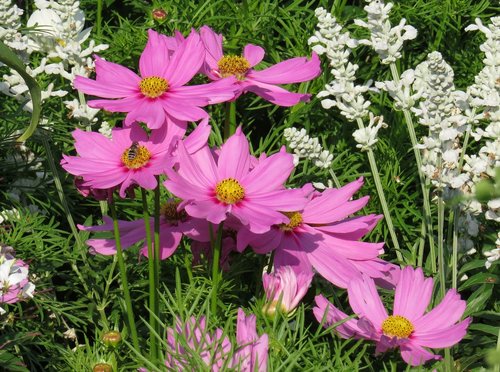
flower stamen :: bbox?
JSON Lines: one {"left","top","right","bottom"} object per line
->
{"left": 139, "top": 76, "right": 169, "bottom": 98}
{"left": 279, "top": 211, "right": 303, "bottom": 231}
{"left": 121, "top": 142, "right": 151, "bottom": 169}
{"left": 381, "top": 315, "right": 414, "bottom": 339}
{"left": 215, "top": 178, "right": 245, "bottom": 204}
{"left": 217, "top": 55, "right": 250, "bottom": 80}
{"left": 161, "top": 200, "right": 187, "bottom": 223}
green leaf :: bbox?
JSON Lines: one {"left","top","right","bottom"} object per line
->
{"left": 468, "top": 323, "right": 500, "bottom": 337}
{"left": 464, "top": 284, "right": 493, "bottom": 317}
{"left": 459, "top": 272, "right": 498, "bottom": 291}
{"left": 0, "top": 41, "right": 42, "bottom": 142}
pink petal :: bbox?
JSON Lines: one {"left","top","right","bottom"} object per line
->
{"left": 315, "top": 214, "right": 382, "bottom": 240}
{"left": 164, "top": 30, "right": 205, "bottom": 87}
{"left": 160, "top": 97, "right": 209, "bottom": 122}
{"left": 243, "top": 80, "right": 311, "bottom": 106}
{"left": 412, "top": 317, "right": 471, "bottom": 349}
{"left": 182, "top": 118, "right": 210, "bottom": 153}
{"left": 413, "top": 289, "right": 468, "bottom": 331}
{"left": 243, "top": 44, "right": 265, "bottom": 68}
{"left": 185, "top": 200, "right": 229, "bottom": 225}
{"left": 124, "top": 98, "right": 167, "bottom": 129}
{"left": 236, "top": 226, "right": 282, "bottom": 253}
{"left": 248, "top": 52, "right": 321, "bottom": 84}
{"left": 74, "top": 74, "right": 139, "bottom": 98}
{"left": 347, "top": 275, "right": 388, "bottom": 329}
{"left": 139, "top": 29, "right": 171, "bottom": 77}
{"left": 171, "top": 77, "right": 238, "bottom": 105}
{"left": 393, "top": 266, "right": 434, "bottom": 321}
{"left": 400, "top": 343, "right": 442, "bottom": 366}
{"left": 218, "top": 127, "right": 251, "bottom": 180}
{"left": 274, "top": 239, "right": 313, "bottom": 276}
{"left": 231, "top": 202, "right": 287, "bottom": 233}
{"left": 248, "top": 188, "right": 308, "bottom": 211}
{"left": 200, "top": 25, "right": 223, "bottom": 69}
{"left": 87, "top": 95, "right": 143, "bottom": 112}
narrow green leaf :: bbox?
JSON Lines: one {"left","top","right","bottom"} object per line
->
{"left": 0, "top": 41, "right": 42, "bottom": 142}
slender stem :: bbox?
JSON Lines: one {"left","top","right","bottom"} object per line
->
{"left": 417, "top": 219, "right": 426, "bottom": 267}
{"left": 96, "top": 0, "right": 103, "bottom": 38}
{"left": 389, "top": 63, "right": 436, "bottom": 272}
{"left": 210, "top": 222, "right": 224, "bottom": 315}
{"left": 141, "top": 189, "right": 156, "bottom": 362}
{"left": 109, "top": 199, "right": 140, "bottom": 351}
{"left": 328, "top": 168, "right": 341, "bottom": 189}
{"left": 437, "top": 192, "right": 446, "bottom": 300}
{"left": 223, "top": 101, "right": 237, "bottom": 139}
{"left": 355, "top": 118, "right": 402, "bottom": 262}
{"left": 494, "top": 327, "right": 500, "bottom": 372}
{"left": 153, "top": 181, "right": 161, "bottom": 325}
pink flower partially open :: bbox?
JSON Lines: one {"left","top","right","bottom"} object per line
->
{"left": 200, "top": 26, "right": 321, "bottom": 106}
{"left": 74, "top": 29, "right": 238, "bottom": 129}
{"left": 231, "top": 308, "right": 269, "bottom": 371}
{"left": 262, "top": 266, "right": 313, "bottom": 316}
{"left": 313, "top": 266, "right": 471, "bottom": 366}
{"left": 164, "top": 127, "right": 308, "bottom": 233}
{"left": 237, "top": 178, "right": 399, "bottom": 288}
{"left": 61, "top": 122, "right": 178, "bottom": 197}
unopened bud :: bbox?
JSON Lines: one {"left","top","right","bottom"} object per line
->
{"left": 152, "top": 8, "right": 167, "bottom": 21}
{"left": 93, "top": 363, "right": 113, "bottom": 372}
{"left": 102, "top": 330, "right": 121, "bottom": 347}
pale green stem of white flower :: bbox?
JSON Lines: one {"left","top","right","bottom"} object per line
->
{"left": 436, "top": 154, "right": 447, "bottom": 300}
{"left": 328, "top": 168, "right": 341, "bottom": 189}
{"left": 355, "top": 117, "right": 402, "bottom": 262}
{"left": 389, "top": 62, "right": 436, "bottom": 272}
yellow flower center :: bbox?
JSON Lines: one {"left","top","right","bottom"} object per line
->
{"left": 217, "top": 55, "right": 250, "bottom": 80}
{"left": 279, "top": 211, "right": 303, "bottom": 231}
{"left": 215, "top": 178, "right": 245, "bottom": 204}
{"left": 381, "top": 315, "right": 414, "bottom": 339}
{"left": 139, "top": 76, "right": 169, "bottom": 98}
{"left": 121, "top": 142, "right": 151, "bottom": 169}
{"left": 161, "top": 200, "right": 187, "bottom": 223}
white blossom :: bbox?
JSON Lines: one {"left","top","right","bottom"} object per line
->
{"left": 354, "top": 0, "right": 417, "bottom": 64}
{"left": 283, "top": 127, "right": 333, "bottom": 169}
{"left": 352, "top": 113, "right": 387, "bottom": 151}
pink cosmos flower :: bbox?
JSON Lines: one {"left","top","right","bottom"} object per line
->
{"left": 262, "top": 265, "right": 313, "bottom": 316}
{"left": 313, "top": 266, "right": 471, "bottom": 366}
{"left": 165, "top": 315, "right": 232, "bottom": 371}
{"left": 230, "top": 308, "right": 269, "bottom": 371}
{"left": 200, "top": 25, "right": 321, "bottom": 106}
{"left": 74, "top": 29, "right": 238, "bottom": 129}
{"left": 162, "top": 309, "right": 268, "bottom": 371}
{"left": 237, "top": 178, "right": 399, "bottom": 288}
{"left": 61, "top": 122, "right": 176, "bottom": 197}
{"left": 78, "top": 200, "right": 210, "bottom": 259}
{"left": 0, "top": 254, "right": 35, "bottom": 315}
{"left": 164, "top": 127, "right": 308, "bottom": 233}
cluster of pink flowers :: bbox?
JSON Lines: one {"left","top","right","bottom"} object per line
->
{"left": 0, "top": 245, "right": 35, "bottom": 315}
{"left": 62, "top": 26, "right": 470, "bottom": 368}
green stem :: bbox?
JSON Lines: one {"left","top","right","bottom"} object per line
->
{"left": 153, "top": 181, "right": 161, "bottom": 326}
{"left": 210, "top": 222, "right": 224, "bottom": 315}
{"left": 389, "top": 63, "right": 436, "bottom": 272}
{"left": 437, "top": 192, "right": 446, "bottom": 300}
{"left": 328, "top": 168, "right": 341, "bottom": 189}
{"left": 141, "top": 189, "right": 157, "bottom": 362}
{"left": 494, "top": 327, "right": 500, "bottom": 372}
{"left": 223, "top": 101, "right": 237, "bottom": 139}
{"left": 96, "top": 0, "right": 103, "bottom": 38}
{"left": 355, "top": 118, "right": 402, "bottom": 262}
{"left": 109, "top": 199, "right": 140, "bottom": 351}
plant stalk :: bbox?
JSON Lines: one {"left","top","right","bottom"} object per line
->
{"left": 210, "top": 222, "right": 224, "bottom": 315}
{"left": 389, "top": 63, "right": 436, "bottom": 272}
{"left": 355, "top": 118, "right": 402, "bottom": 262}
{"left": 109, "top": 199, "right": 140, "bottom": 351}
{"left": 224, "top": 101, "right": 237, "bottom": 139}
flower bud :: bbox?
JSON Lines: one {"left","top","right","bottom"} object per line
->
{"left": 93, "top": 363, "right": 113, "bottom": 372}
{"left": 102, "top": 330, "right": 121, "bottom": 348}
{"left": 152, "top": 8, "right": 167, "bottom": 21}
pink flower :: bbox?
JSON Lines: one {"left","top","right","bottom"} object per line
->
{"left": 0, "top": 255, "right": 35, "bottom": 314}
{"left": 74, "top": 29, "right": 237, "bottom": 129}
{"left": 200, "top": 26, "right": 321, "bottom": 106}
{"left": 165, "top": 316, "right": 232, "bottom": 371}
{"left": 237, "top": 178, "right": 399, "bottom": 288}
{"left": 313, "top": 266, "right": 471, "bottom": 366}
{"left": 162, "top": 309, "right": 268, "bottom": 371}
{"left": 61, "top": 122, "right": 177, "bottom": 197}
{"left": 231, "top": 309, "right": 269, "bottom": 371}
{"left": 164, "top": 127, "right": 308, "bottom": 233}
{"left": 78, "top": 200, "right": 210, "bottom": 259}
{"left": 262, "top": 266, "right": 312, "bottom": 316}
